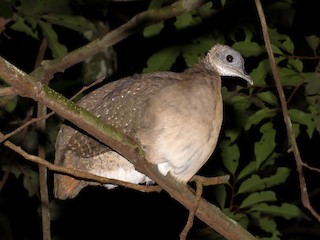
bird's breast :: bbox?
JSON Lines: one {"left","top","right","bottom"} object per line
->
{"left": 137, "top": 80, "right": 223, "bottom": 182}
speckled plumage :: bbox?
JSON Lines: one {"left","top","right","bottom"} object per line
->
{"left": 54, "top": 44, "right": 253, "bottom": 199}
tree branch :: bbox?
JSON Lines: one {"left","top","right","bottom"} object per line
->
{"left": 254, "top": 0, "right": 320, "bottom": 221}
{"left": 35, "top": 37, "right": 51, "bottom": 240}
{"left": 0, "top": 132, "right": 162, "bottom": 193}
{"left": 0, "top": 87, "right": 17, "bottom": 96}
{"left": 30, "top": 0, "right": 206, "bottom": 83}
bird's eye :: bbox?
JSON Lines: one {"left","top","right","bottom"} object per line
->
{"left": 226, "top": 54, "right": 234, "bottom": 63}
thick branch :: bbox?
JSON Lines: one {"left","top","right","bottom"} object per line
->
{"left": 254, "top": 0, "right": 320, "bottom": 220}
{"left": 0, "top": 58, "right": 255, "bottom": 240}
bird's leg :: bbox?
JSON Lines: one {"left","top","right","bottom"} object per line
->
{"left": 179, "top": 175, "right": 230, "bottom": 239}
{"left": 179, "top": 179, "right": 203, "bottom": 240}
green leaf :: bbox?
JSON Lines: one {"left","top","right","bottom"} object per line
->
{"left": 182, "top": 35, "right": 217, "bottom": 66}
{"left": 305, "top": 72, "right": 320, "bottom": 95}
{"left": 19, "top": 0, "right": 71, "bottom": 15}
{"left": 197, "top": 2, "right": 216, "bottom": 18}
{"left": 143, "top": 46, "right": 180, "bottom": 73}
{"left": 282, "top": 38, "right": 294, "bottom": 55}
{"left": 143, "top": 0, "right": 168, "bottom": 37}
{"left": 257, "top": 91, "right": 278, "bottom": 106}
{"left": 315, "top": 114, "right": 320, "bottom": 134}
{"left": 250, "top": 203, "right": 304, "bottom": 220}
{"left": 237, "top": 167, "right": 290, "bottom": 194}
{"left": 305, "top": 35, "right": 320, "bottom": 54}
{"left": 292, "top": 123, "right": 300, "bottom": 138}
{"left": 288, "top": 59, "right": 303, "bottom": 72}
{"left": 43, "top": 14, "right": 95, "bottom": 33}
{"left": 245, "top": 108, "right": 277, "bottom": 131}
{"left": 238, "top": 161, "right": 257, "bottom": 180}
{"left": 10, "top": 15, "right": 39, "bottom": 39}
{"left": 224, "top": 128, "right": 241, "bottom": 143}
{"left": 239, "top": 191, "right": 277, "bottom": 209}
{"left": 231, "top": 95, "right": 251, "bottom": 110}
{"left": 5, "top": 96, "right": 18, "bottom": 112}
{"left": 227, "top": 95, "right": 252, "bottom": 128}
{"left": 250, "top": 59, "right": 270, "bottom": 85}
{"left": 214, "top": 184, "right": 227, "bottom": 208}
{"left": 220, "top": 0, "right": 227, "bottom": 6}
{"left": 258, "top": 217, "right": 281, "bottom": 238}
{"left": 254, "top": 122, "right": 276, "bottom": 167}
{"left": 269, "top": 28, "right": 294, "bottom": 54}
{"left": 23, "top": 168, "right": 39, "bottom": 197}
{"left": 49, "top": 200, "right": 65, "bottom": 221}
{"left": 174, "top": 12, "right": 201, "bottom": 30}
{"left": 288, "top": 109, "right": 315, "bottom": 138}
{"left": 2, "top": 164, "right": 39, "bottom": 197}
{"left": 39, "top": 21, "right": 68, "bottom": 58}
{"left": 143, "top": 22, "right": 164, "bottom": 38}
{"left": 222, "top": 209, "right": 249, "bottom": 229}
{"left": 271, "top": 44, "right": 283, "bottom": 55}
{"left": 238, "top": 174, "right": 260, "bottom": 194}
{"left": 278, "top": 67, "right": 304, "bottom": 85}
{"left": 220, "top": 140, "right": 239, "bottom": 175}
{"left": 261, "top": 152, "right": 281, "bottom": 169}
{"left": 232, "top": 42, "right": 265, "bottom": 57}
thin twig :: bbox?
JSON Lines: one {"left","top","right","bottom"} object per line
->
{"left": 254, "top": 0, "right": 320, "bottom": 221}
{"left": 0, "top": 132, "right": 162, "bottom": 193}
{"left": 35, "top": 37, "right": 51, "bottom": 240}
{"left": 285, "top": 55, "right": 320, "bottom": 60}
{"left": 70, "top": 77, "right": 104, "bottom": 101}
{"left": 0, "top": 87, "right": 17, "bottom": 96}
{"left": 0, "top": 112, "right": 54, "bottom": 143}
{"left": 0, "top": 169, "right": 10, "bottom": 192}
{"left": 302, "top": 163, "right": 320, "bottom": 173}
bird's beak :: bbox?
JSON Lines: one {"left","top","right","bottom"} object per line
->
{"left": 234, "top": 68, "right": 253, "bottom": 85}
{"left": 242, "top": 73, "right": 254, "bottom": 85}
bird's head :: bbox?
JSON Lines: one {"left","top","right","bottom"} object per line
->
{"left": 206, "top": 44, "right": 253, "bottom": 85}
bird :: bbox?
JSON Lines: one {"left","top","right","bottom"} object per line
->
{"left": 54, "top": 44, "right": 253, "bottom": 199}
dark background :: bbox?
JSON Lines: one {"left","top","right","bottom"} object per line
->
{"left": 1, "top": 0, "right": 320, "bottom": 239}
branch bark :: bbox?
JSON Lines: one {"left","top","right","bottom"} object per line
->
{"left": 35, "top": 37, "right": 51, "bottom": 240}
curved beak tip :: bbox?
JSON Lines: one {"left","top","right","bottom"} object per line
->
{"left": 245, "top": 75, "right": 254, "bottom": 85}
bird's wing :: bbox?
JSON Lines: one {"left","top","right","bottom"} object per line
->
{"left": 56, "top": 72, "right": 185, "bottom": 159}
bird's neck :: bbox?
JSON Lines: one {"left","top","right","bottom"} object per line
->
{"left": 184, "top": 60, "right": 221, "bottom": 89}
